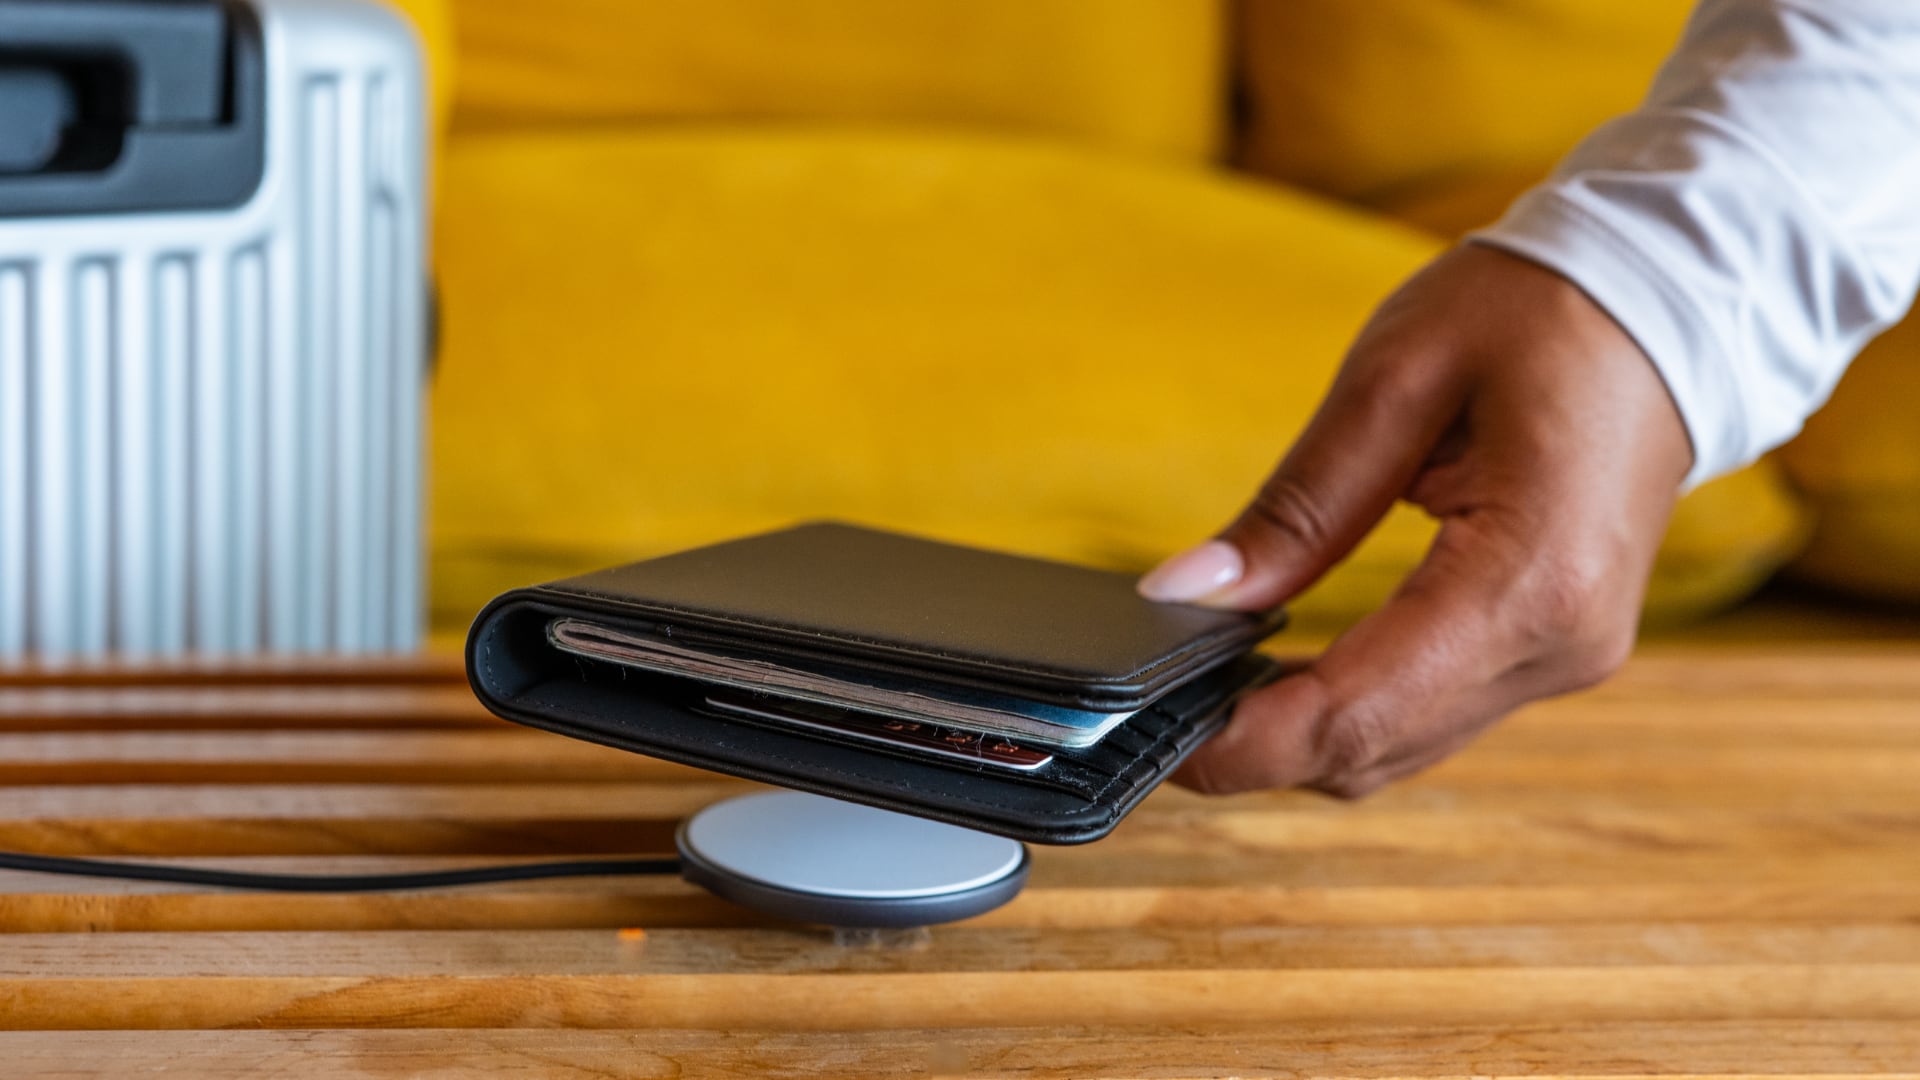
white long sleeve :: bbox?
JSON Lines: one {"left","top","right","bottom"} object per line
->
{"left": 1470, "top": 0, "right": 1920, "bottom": 487}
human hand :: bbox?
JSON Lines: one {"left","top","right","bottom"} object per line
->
{"left": 1138, "top": 244, "right": 1694, "bottom": 796}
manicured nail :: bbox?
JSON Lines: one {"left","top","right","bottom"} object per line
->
{"left": 1138, "top": 540, "right": 1244, "bottom": 602}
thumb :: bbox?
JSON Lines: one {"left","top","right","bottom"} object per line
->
{"left": 1140, "top": 358, "right": 1463, "bottom": 610}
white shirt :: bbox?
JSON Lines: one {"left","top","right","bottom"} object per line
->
{"left": 1470, "top": 0, "right": 1920, "bottom": 488}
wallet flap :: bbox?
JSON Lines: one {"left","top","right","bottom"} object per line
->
{"left": 531, "top": 521, "right": 1282, "bottom": 707}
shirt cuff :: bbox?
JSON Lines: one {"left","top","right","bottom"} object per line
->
{"left": 1469, "top": 186, "right": 1745, "bottom": 490}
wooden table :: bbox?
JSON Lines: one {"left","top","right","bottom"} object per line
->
{"left": 1, "top": 645, "right": 1917, "bottom": 1077}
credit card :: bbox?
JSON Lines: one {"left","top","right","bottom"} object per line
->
{"left": 702, "top": 692, "right": 1055, "bottom": 772}
{"left": 548, "top": 617, "right": 1136, "bottom": 748}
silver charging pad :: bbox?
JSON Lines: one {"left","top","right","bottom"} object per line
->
{"left": 677, "top": 792, "right": 1030, "bottom": 928}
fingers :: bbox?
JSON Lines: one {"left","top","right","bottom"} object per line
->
{"left": 1139, "top": 344, "right": 1467, "bottom": 613}
{"left": 1174, "top": 512, "right": 1636, "bottom": 796}
{"left": 1174, "top": 520, "right": 1508, "bottom": 794}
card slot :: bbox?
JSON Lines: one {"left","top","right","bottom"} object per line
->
{"left": 1128, "top": 705, "right": 1182, "bottom": 738}
{"left": 1044, "top": 745, "right": 1131, "bottom": 780}
{"left": 1094, "top": 725, "right": 1155, "bottom": 756}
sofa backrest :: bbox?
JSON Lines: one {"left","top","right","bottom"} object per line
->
{"left": 1235, "top": 0, "right": 1692, "bottom": 235}
{"left": 447, "top": 0, "right": 1227, "bottom": 162}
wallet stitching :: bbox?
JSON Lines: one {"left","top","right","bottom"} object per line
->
{"left": 1084, "top": 710, "right": 1187, "bottom": 805}
{"left": 530, "top": 584, "right": 1256, "bottom": 686}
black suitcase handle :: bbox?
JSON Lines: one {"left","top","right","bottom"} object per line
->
{"left": 0, "top": 0, "right": 264, "bottom": 216}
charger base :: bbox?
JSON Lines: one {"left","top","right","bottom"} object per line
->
{"left": 676, "top": 792, "right": 1029, "bottom": 929}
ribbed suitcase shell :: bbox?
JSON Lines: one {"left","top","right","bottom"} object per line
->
{"left": 0, "top": 0, "right": 428, "bottom": 660}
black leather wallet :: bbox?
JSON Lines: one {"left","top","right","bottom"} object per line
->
{"left": 465, "top": 522, "right": 1285, "bottom": 843}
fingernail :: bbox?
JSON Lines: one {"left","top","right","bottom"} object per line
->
{"left": 1138, "top": 540, "right": 1244, "bottom": 602}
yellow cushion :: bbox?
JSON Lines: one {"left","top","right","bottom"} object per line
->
{"left": 1237, "top": 0, "right": 1687, "bottom": 236}
{"left": 447, "top": 0, "right": 1224, "bottom": 161}
{"left": 429, "top": 128, "right": 1808, "bottom": 631}
{"left": 1776, "top": 320, "right": 1920, "bottom": 603}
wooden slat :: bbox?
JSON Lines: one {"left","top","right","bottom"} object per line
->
{"left": 4, "top": 926, "right": 1920, "bottom": 1032}
{"left": 0, "top": 653, "right": 463, "bottom": 688}
{"left": 6, "top": 965, "right": 1920, "bottom": 1030}
{"left": 1499, "top": 696, "right": 1920, "bottom": 746}
{"left": 0, "top": 731, "right": 708, "bottom": 784}
{"left": 2, "top": 1022, "right": 1916, "bottom": 1078}
{"left": 3, "top": 868, "right": 1920, "bottom": 930}
{"left": 13, "top": 924, "right": 1920, "bottom": 977}
{"left": 0, "top": 685, "right": 495, "bottom": 731}
{"left": 0, "top": 781, "right": 751, "bottom": 855}
{"left": 1588, "top": 645, "right": 1920, "bottom": 699}
{"left": 4, "top": 864, "right": 1920, "bottom": 934}
{"left": 10, "top": 856, "right": 1920, "bottom": 933}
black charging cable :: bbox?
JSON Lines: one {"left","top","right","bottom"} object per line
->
{"left": 0, "top": 851, "right": 681, "bottom": 892}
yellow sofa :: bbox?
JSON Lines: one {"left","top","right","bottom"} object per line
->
{"left": 419, "top": 0, "right": 1912, "bottom": 633}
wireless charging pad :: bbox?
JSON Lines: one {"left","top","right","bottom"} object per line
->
{"left": 677, "top": 791, "right": 1030, "bottom": 928}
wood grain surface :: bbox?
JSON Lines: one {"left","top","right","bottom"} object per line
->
{"left": 0, "top": 644, "right": 1916, "bottom": 1077}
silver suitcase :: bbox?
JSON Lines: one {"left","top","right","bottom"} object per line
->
{"left": 0, "top": 0, "right": 430, "bottom": 661}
